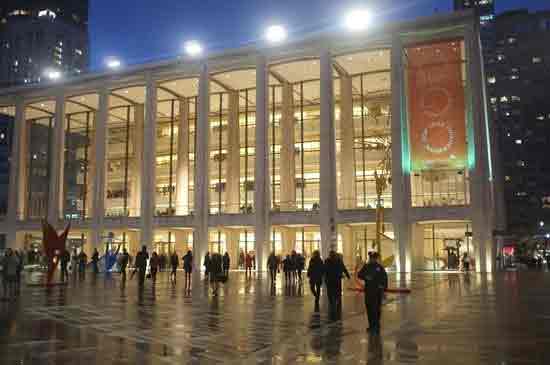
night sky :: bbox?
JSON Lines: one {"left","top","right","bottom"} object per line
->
{"left": 89, "top": 0, "right": 548, "bottom": 70}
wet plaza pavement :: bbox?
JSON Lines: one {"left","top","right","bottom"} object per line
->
{"left": 1, "top": 270, "right": 550, "bottom": 364}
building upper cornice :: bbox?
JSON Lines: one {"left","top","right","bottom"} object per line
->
{"left": 0, "top": 10, "right": 476, "bottom": 104}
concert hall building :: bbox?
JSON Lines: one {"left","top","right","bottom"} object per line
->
{"left": 0, "top": 11, "right": 503, "bottom": 272}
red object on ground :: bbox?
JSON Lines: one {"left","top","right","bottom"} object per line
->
{"left": 42, "top": 220, "right": 70, "bottom": 284}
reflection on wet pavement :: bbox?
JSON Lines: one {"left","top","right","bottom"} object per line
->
{"left": 1, "top": 271, "right": 550, "bottom": 364}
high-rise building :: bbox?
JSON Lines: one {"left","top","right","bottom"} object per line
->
{"left": 0, "top": 0, "right": 89, "bottom": 88}
{"left": 0, "top": 12, "right": 501, "bottom": 272}
{"left": 485, "top": 10, "right": 550, "bottom": 234}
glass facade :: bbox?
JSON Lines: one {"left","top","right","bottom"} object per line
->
{"left": 4, "top": 20, "right": 494, "bottom": 273}
{"left": 335, "top": 49, "right": 393, "bottom": 210}
{"left": 416, "top": 222, "right": 473, "bottom": 271}
{"left": 25, "top": 101, "right": 55, "bottom": 219}
{"left": 63, "top": 94, "right": 97, "bottom": 219}
{"left": 105, "top": 87, "right": 145, "bottom": 217}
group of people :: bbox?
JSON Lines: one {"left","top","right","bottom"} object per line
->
{"left": 238, "top": 251, "right": 256, "bottom": 275}
{"left": 266, "top": 251, "right": 306, "bottom": 284}
{"left": 130, "top": 246, "right": 194, "bottom": 290}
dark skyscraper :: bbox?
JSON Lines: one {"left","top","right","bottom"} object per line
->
{"left": 486, "top": 10, "right": 550, "bottom": 234}
{"left": 0, "top": 0, "right": 89, "bottom": 88}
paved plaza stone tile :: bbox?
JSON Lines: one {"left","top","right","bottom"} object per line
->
{"left": 1, "top": 271, "right": 550, "bottom": 364}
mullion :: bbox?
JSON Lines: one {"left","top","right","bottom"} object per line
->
{"left": 45, "top": 117, "right": 53, "bottom": 217}
{"left": 244, "top": 89, "right": 249, "bottom": 209}
{"left": 300, "top": 82, "right": 305, "bottom": 210}
{"left": 123, "top": 106, "right": 130, "bottom": 215}
{"left": 65, "top": 114, "right": 71, "bottom": 217}
{"left": 271, "top": 86, "right": 276, "bottom": 206}
{"left": 218, "top": 94, "right": 223, "bottom": 213}
{"left": 360, "top": 75, "right": 367, "bottom": 208}
{"left": 82, "top": 111, "right": 90, "bottom": 219}
{"left": 168, "top": 100, "right": 175, "bottom": 213}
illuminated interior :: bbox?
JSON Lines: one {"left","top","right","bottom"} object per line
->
{"left": 25, "top": 100, "right": 56, "bottom": 219}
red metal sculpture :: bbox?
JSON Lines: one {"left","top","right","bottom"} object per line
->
{"left": 42, "top": 220, "right": 70, "bottom": 285}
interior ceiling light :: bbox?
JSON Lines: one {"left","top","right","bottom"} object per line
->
{"left": 265, "top": 25, "right": 287, "bottom": 44}
{"left": 344, "top": 9, "right": 372, "bottom": 32}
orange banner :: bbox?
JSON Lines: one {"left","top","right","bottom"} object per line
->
{"left": 407, "top": 40, "right": 467, "bottom": 171}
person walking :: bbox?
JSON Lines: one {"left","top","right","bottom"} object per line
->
{"left": 267, "top": 252, "right": 279, "bottom": 284}
{"left": 14, "top": 250, "right": 23, "bottom": 289}
{"left": 78, "top": 250, "right": 88, "bottom": 279}
{"left": 150, "top": 252, "right": 159, "bottom": 283}
{"left": 203, "top": 252, "right": 211, "bottom": 279}
{"left": 222, "top": 252, "right": 230, "bottom": 278}
{"left": 2, "top": 249, "right": 18, "bottom": 299}
{"left": 462, "top": 252, "right": 471, "bottom": 272}
{"left": 119, "top": 248, "right": 129, "bottom": 279}
{"left": 296, "top": 252, "right": 305, "bottom": 283}
{"left": 170, "top": 251, "right": 179, "bottom": 282}
{"left": 91, "top": 248, "right": 99, "bottom": 274}
{"left": 307, "top": 250, "right": 324, "bottom": 307}
{"left": 324, "top": 250, "right": 351, "bottom": 317}
{"left": 209, "top": 252, "right": 223, "bottom": 296}
{"left": 238, "top": 250, "right": 245, "bottom": 269}
{"left": 290, "top": 251, "right": 298, "bottom": 282}
{"left": 283, "top": 254, "right": 292, "bottom": 283}
{"left": 245, "top": 252, "right": 253, "bottom": 277}
{"left": 182, "top": 250, "right": 193, "bottom": 290}
{"left": 60, "top": 248, "right": 70, "bottom": 282}
{"left": 357, "top": 252, "right": 388, "bottom": 335}
{"left": 133, "top": 246, "right": 149, "bottom": 288}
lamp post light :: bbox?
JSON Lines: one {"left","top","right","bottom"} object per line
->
{"left": 265, "top": 25, "right": 287, "bottom": 44}
{"left": 184, "top": 40, "right": 203, "bottom": 57}
{"left": 344, "top": 8, "right": 372, "bottom": 32}
{"left": 106, "top": 57, "right": 122, "bottom": 69}
{"left": 44, "top": 68, "right": 61, "bottom": 81}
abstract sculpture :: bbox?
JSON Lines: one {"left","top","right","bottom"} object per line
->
{"left": 42, "top": 220, "right": 70, "bottom": 285}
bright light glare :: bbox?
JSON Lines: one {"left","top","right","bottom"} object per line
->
{"left": 265, "top": 25, "right": 287, "bottom": 43}
{"left": 344, "top": 9, "right": 372, "bottom": 32}
{"left": 540, "top": 221, "right": 545, "bottom": 227}
{"left": 44, "top": 68, "right": 61, "bottom": 80}
{"left": 184, "top": 40, "right": 203, "bottom": 56}
{"left": 106, "top": 58, "right": 121, "bottom": 69}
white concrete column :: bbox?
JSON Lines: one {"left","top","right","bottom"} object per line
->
{"left": 279, "top": 83, "right": 295, "bottom": 211}
{"left": 390, "top": 36, "right": 412, "bottom": 273}
{"left": 319, "top": 48, "right": 337, "bottom": 259}
{"left": 194, "top": 64, "right": 210, "bottom": 265}
{"left": 340, "top": 75, "right": 356, "bottom": 209}
{"left": 466, "top": 23, "right": 493, "bottom": 272}
{"left": 140, "top": 74, "right": 157, "bottom": 250}
{"left": 91, "top": 87, "right": 109, "bottom": 249}
{"left": 282, "top": 227, "right": 295, "bottom": 256}
{"left": 226, "top": 228, "right": 239, "bottom": 268}
{"left": 47, "top": 92, "right": 65, "bottom": 225}
{"left": 254, "top": 54, "right": 270, "bottom": 271}
{"left": 132, "top": 104, "right": 144, "bottom": 216}
{"left": 226, "top": 91, "right": 240, "bottom": 214}
{"left": 86, "top": 125, "right": 96, "bottom": 218}
{"left": 175, "top": 98, "right": 190, "bottom": 215}
{"left": 342, "top": 225, "right": 355, "bottom": 270}
{"left": 6, "top": 98, "right": 25, "bottom": 248}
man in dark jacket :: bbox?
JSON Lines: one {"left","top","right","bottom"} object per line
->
{"left": 60, "top": 249, "right": 70, "bottom": 282}
{"left": 267, "top": 252, "right": 278, "bottom": 284}
{"left": 357, "top": 252, "right": 388, "bottom": 335}
{"left": 324, "top": 250, "right": 350, "bottom": 315}
{"left": 307, "top": 250, "right": 324, "bottom": 306}
{"left": 134, "top": 246, "right": 149, "bottom": 287}
{"left": 222, "top": 252, "right": 230, "bottom": 277}
{"left": 119, "top": 248, "right": 130, "bottom": 279}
